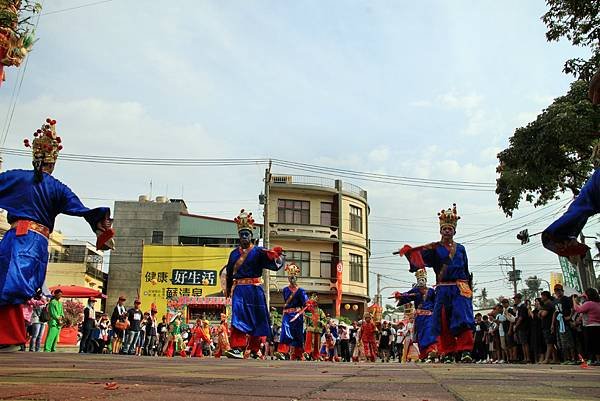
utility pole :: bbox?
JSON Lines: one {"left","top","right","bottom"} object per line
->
{"left": 262, "top": 160, "right": 272, "bottom": 309}
{"left": 376, "top": 273, "right": 381, "bottom": 305}
{"left": 501, "top": 257, "right": 521, "bottom": 297}
{"left": 511, "top": 257, "right": 518, "bottom": 297}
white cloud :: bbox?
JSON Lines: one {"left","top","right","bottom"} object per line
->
{"left": 368, "top": 146, "right": 390, "bottom": 163}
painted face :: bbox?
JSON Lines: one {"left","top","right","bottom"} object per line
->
{"left": 288, "top": 275, "right": 297, "bottom": 286}
{"left": 440, "top": 225, "right": 455, "bottom": 238}
{"left": 416, "top": 276, "right": 427, "bottom": 288}
{"left": 239, "top": 229, "right": 252, "bottom": 248}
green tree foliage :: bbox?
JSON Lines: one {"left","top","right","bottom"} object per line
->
{"left": 522, "top": 276, "right": 543, "bottom": 300}
{"left": 497, "top": 1, "right": 600, "bottom": 215}
{"left": 475, "top": 287, "right": 497, "bottom": 309}
{"left": 496, "top": 80, "right": 600, "bottom": 216}
{"left": 542, "top": 0, "right": 600, "bottom": 80}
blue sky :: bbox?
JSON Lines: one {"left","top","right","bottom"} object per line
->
{"left": 0, "top": 0, "right": 593, "bottom": 302}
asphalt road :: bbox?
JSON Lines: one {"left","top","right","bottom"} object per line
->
{"left": 0, "top": 353, "right": 599, "bottom": 401}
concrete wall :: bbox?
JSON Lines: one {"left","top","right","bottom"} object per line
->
{"left": 46, "top": 262, "right": 103, "bottom": 289}
{"left": 106, "top": 200, "right": 187, "bottom": 308}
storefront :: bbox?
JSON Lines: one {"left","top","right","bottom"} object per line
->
{"left": 140, "top": 245, "right": 232, "bottom": 322}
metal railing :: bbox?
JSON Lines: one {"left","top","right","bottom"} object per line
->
{"left": 342, "top": 182, "right": 368, "bottom": 199}
{"left": 271, "top": 175, "right": 336, "bottom": 190}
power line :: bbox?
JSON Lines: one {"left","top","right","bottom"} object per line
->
{"left": 0, "top": 149, "right": 497, "bottom": 191}
{"left": 40, "top": 0, "right": 114, "bottom": 16}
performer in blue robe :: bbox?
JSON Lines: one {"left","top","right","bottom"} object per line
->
{"left": 275, "top": 263, "right": 308, "bottom": 360}
{"left": 397, "top": 204, "right": 474, "bottom": 363}
{"left": 225, "top": 209, "right": 284, "bottom": 359}
{"left": 394, "top": 269, "right": 438, "bottom": 360}
{"left": 0, "top": 118, "right": 114, "bottom": 346}
{"left": 542, "top": 169, "right": 600, "bottom": 257}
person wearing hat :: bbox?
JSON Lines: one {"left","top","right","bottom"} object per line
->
{"left": 396, "top": 204, "right": 475, "bottom": 363}
{"left": 43, "top": 289, "right": 64, "bottom": 352}
{"left": 303, "top": 293, "right": 326, "bottom": 361}
{"left": 79, "top": 297, "right": 98, "bottom": 353}
{"left": 111, "top": 295, "right": 127, "bottom": 354}
{"left": 0, "top": 118, "right": 114, "bottom": 348}
{"left": 214, "top": 313, "right": 231, "bottom": 358}
{"left": 225, "top": 209, "right": 285, "bottom": 359}
{"left": 551, "top": 283, "right": 577, "bottom": 364}
{"left": 359, "top": 312, "right": 378, "bottom": 362}
{"left": 274, "top": 264, "right": 308, "bottom": 361}
{"left": 393, "top": 269, "right": 439, "bottom": 362}
{"left": 124, "top": 299, "right": 143, "bottom": 355}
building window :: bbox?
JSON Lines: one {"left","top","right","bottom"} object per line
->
{"left": 278, "top": 250, "right": 310, "bottom": 277}
{"left": 320, "top": 202, "right": 333, "bottom": 226}
{"left": 349, "top": 205, "right": 362, "bottom": 233}
{"left": 151, "top": 230, "right": 164, "bottom": 244}
{"left": 350, "top": 253, "right": 363, "bottom": 282}
{"left": 278, "top": 199, "right": 310, "bottom": 224}
{"left": 320, "top": 252, "right": 334, "bottom": 278}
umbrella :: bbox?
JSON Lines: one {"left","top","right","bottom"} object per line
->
{"left": 48, "top": 285, "right": 106, "bottom": 299}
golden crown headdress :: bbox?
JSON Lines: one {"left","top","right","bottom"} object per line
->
{"left": 438, "top": 203, "right": 460, "bottom": 229}
{"left": 415, "top": 269, "right": 427, "bottom": 281}
{"left": 23, "top": 118, "right": 62, "bottom": 164}
{"left": 284, "top": 263, "right": 301, "bottom": 278}
{"left": 234, "top": 209, "right": 255, "bottom": 232}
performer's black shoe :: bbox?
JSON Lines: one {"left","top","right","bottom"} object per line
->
{"left": 250, "top": 351, "right": 263, "bottom": 359}
{"left": 460, "top": 352, "right": 473, "bottom": 363}
{"left": 224, "top": 349, "right": 244, "bottom": 359}
{"left": 442, "top": 355, "right": 454, "bottom": 364}
{"left": 303, "top": 352, "right": 311, "bottom": 361}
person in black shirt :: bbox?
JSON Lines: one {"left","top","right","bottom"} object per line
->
{"left": 473, "top": 313, "right": 488, "bottom": 362}
{"left": 552, "top": 284, "right": 576, "bottom": 364}
{"left": 530, "top": 298, "right": 546, "bottom": 363}
{"left": 79, "top": 297, "right": 97, "bottom": 353}
{"left": 144, "top": 309, "right": 158, "bottom": 356}
{"left": 513, "top": 294, "right": 531, "bottom": 363}
{"left": 157, "top": 315, "right": 168, "bottom": 356}
{"left": 123, "top": 300, "right": 143, "bottom": 355}
{"left": 379, "top": 321, "right": 392, "bottom": 362}
{"left": 110, "top": 295, "right": 127, "bottom": 354}
{"left": 540, "top": 291, "right": 558, "bottom": 363}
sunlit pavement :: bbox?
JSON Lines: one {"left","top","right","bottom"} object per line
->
{"left": 0, "top": 353, "right": 599, "bottom": 400}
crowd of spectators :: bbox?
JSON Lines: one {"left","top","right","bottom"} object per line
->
{"left": 472, "top": 284, "right": 600, "bottom": 365}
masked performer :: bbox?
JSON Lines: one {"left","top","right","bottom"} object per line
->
{"left": 360, "top": 312, "right": 378, "bottom": 362}
{"left": 214, "top": 313, "right": 231, "bottom": 358}
{"left": 274, "top": 264, "right": 308, "bottom": 360}
{"left": 397, "top": 204, "right": 474, "bottom": 363}
{"left": 0, "top": 118, "right": 114, "bottom": 347}
{"left": 303, "top": 293, "right": 326, "bottom": 361}
{"left": 393, "top": 269, "right": 438, "bottom": 361}
{"left": 224, "top": 209, "right": 284, "bottom": 359}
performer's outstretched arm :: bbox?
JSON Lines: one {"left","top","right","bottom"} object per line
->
{"left": 543, "top": 169, "right": 600, "bottom": 255}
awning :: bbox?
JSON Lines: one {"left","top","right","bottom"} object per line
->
{"left": 48, "top": 285, "right": 106, "bottom": 299}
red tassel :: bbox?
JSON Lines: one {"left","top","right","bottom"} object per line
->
{"left": 398, "top": 245, "right": 412, "bottom": 256}
{"left": 409, "top": 251, "right": 426, "bottom": 269}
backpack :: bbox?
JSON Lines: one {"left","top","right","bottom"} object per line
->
{"left": 39, "top": 305, "right": 50, "bottom": 323}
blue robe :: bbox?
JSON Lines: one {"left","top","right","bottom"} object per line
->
{"left": 279, "top": 285, "right": 308, "bottom": 347}
{"left": 396, "top": 286, "right": 437, "bottom": 350}
{"left": 0, "top": 169, "right": 109, "bottom": 305}
{"left": 543, "top": 168, "right": 600, "bottom": 254}
{"left": 405, "top": 242, "right": 474, "bottom": 337}
{"left": 226, "top": 245, "right": 282, "bottom": 337}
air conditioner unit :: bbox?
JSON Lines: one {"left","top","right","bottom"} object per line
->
{"left": 272, "top": 175, "right": 292, "bottom": 184}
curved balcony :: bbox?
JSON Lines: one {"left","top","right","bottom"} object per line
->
{"left": 270, "top": 175, "right": 367, "bottom": 202}
{"left": 269, "top": 222, "right": 338, "bottom": 240}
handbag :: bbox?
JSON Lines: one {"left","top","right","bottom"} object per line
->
{"left": 115, "top": 319, "right": 130, "bottom": 330}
